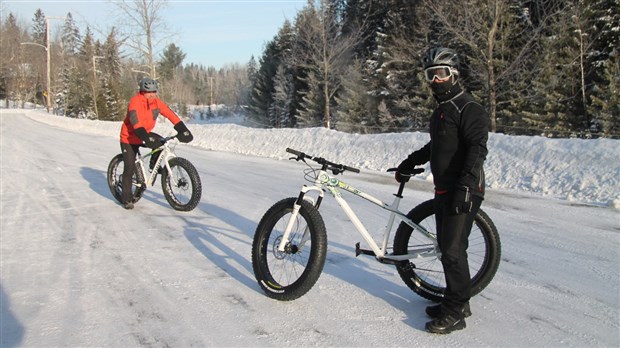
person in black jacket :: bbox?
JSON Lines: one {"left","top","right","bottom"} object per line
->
{"left": 396, "top": 47, "right": 489, "bottom": 334}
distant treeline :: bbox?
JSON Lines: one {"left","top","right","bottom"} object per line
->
{"left": 1, "top": 0, "right": 618, "bottom": 138}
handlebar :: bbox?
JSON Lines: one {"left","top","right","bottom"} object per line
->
{"left": 286, "top": 148, "right": 360, "bottom": 175}
{"left": 163, "top": 134, "right": 178, "bottom": 143}
{"left": 386, "top": 167, "right": 424, "bottom": 175}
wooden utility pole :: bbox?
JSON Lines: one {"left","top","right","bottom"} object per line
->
{"left": 92, "top": 56, "right": 104, "bottom": 119}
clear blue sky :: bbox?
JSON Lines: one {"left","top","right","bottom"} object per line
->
{"left": 2, "top": 0, "right": 305, "bottom": 68}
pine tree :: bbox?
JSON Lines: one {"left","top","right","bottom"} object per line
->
{"left": 334, "top": 60, "right": 376, "bottom": 133}
{"left": 248, "top": 40, "right": 280, "bottom": 127}
{"left": 1, "top": 13, "right": 29, "bottom": 106}
{"left": 159, "top": 43, "right": 186, "bottom": 80}
{"left": 271, "top": 64, "right": 295, "bottom": 128}
{"left": 296, "top": 70, "right": 324, "bottom": 127}
{"left": 247, "top": 56, "right": 258, "bottom": 87}
{"left": 61, "top": 13, "right": 81, "bottom": 55}
{"left": 31, "top": 9, "right": 46, "bottom": 46}
{"left": 102, "top": 27, "right": 122, "bottom": 79}
{"left": 590, "top": 56, "right": 620, "bottom": 138}
{"left": 373, "top": 0, "right": 431, "bottom": 132}
{"left": 248, "top": 20, "right": 295, "bottom": 127}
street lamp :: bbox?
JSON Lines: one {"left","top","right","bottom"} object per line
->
{"left": 20, "top": 41, "right": 50, "bottom": 112}
{"left": 20, "top": 16, "right": 63, "bottom": 113}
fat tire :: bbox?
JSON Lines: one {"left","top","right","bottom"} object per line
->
{"left": 393, "top": 199, "right": 501, "bottom": 302}
{"left": 107, "top": 154, "right": 145, "bottom": 204}
{"left": 161, "top": 157, "right": 202, "bottom": 211}
{"left": 252, "top": 198, "right": 327, "bottom": 301}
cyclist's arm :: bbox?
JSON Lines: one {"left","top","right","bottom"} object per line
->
{"left": 157, "top": 99, "right": 182, "bottom": 126}
{"left": 408, "top": 141, "right": 431, "bottom": 165}
{"left": 458, "top": 103, "right": 489, "bottom": 190}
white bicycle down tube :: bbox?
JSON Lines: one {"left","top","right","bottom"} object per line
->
{"left": 333, "top": 195, "right": 384, "bottom": 257}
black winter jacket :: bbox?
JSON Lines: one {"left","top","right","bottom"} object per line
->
{"left": 407, "top": 87, "right": 489, "bottom": 197}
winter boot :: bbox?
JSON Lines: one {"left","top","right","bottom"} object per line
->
{"left": 426, "top": 302, "right": 471, "bottom": 319}
{"left": 425, "top": 313, "right": 466, "bottom": 334}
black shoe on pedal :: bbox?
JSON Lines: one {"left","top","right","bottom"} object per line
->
{"left": 426, "top": 302, "right": 471, "bottom": 319}
{"left": 425, "top": 313, "right": 466, "bottom": 334}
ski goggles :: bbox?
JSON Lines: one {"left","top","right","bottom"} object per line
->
{"left": 424, "top": 65, "right": 455, "bottom": 81}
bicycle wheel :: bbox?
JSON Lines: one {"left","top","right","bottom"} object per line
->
{"left": 393, "top": 199, "right": 501, "bottom": 302}
{"left": 252, "top": 198, "right": 327, "bottom": 301}
{"left": 107, "top": 154, "right": 145, "bottom": 204}
{"left": 161, "top": 157, "right": 202, "bottom": 211}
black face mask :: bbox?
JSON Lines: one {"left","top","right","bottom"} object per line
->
{"left": 430, "top": 78, "right": 457, "bottom": 96}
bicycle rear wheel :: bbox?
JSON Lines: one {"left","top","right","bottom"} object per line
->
{"left": 106, "top": 154, "right": 145, "bottom": 204}
{"left": 393, "top": 199, "right": 501, "bottom": 302}
{"left": 161, "top": 157, "right": 202, "bottom": 211}
{"left": 252, "top": 198, "right": 327, "bottom": 301}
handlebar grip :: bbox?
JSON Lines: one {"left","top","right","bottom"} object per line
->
{"left": 387, "top": 167, "right": 424, "bottom": 175}
{"left": 286, "top": 148, "right": 304, "bottom": 157}
{"left": 344, "top": 165, "right": 360, "bottom": 173}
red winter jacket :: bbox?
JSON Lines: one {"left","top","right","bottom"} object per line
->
{"left": 120, "top": 92, "right": 182, "bottom": 144}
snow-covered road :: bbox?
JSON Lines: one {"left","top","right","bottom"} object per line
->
{"left": 1, "top": 112, "right": 618, "bottom": 347}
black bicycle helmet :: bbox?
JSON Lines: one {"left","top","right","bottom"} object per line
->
{"left": 139, "top": 78, "right": 158, "bottom": 92}
{"left": 422, "top": 47, "right": 460, "bottom": 69}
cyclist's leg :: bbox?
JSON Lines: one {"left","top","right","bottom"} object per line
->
{"left": 120, "top": 143, "right": 139, "bottom": 205}
{"left": 434, "top": 193, "right": 482, "bottom": 316}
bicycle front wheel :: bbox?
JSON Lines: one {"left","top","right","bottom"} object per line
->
{"left": 393, "top": 199, "right": 501, "bottom": 302}
{"left": 107, "top": 154, "right": 145, "bottom": 204}
{"left": 252, "top": 198, "right": 327, "bottom": 301}
{"left": 161, "top": 157, "right": 202, "bottom": 211}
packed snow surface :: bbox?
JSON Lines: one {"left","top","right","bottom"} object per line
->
{"left": 1, "top": 109, "right": 618, "bottom": 347}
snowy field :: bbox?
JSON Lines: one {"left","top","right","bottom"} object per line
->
{"left": 1, "top": 109, "right": 619, "bottom": 347}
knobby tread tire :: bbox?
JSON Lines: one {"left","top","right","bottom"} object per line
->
{"left": 393, "top": 199, "right": 501, "bottom": 302}
{"left": 107, "top": 154, "right": 144, "bottom": 204}
{"left": 252, "top": 198, "right": 327, "bottom": 301}
{"left": 161, "top": 157, "right": 202, "bottom": 211}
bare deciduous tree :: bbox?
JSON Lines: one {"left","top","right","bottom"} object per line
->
{"left": 293, "top": 0, "right": 366, "bottom": 128}
{"left": 422, "top": 0, "right": 563, "bottom": 132}
{"left": 112, "top": 0, "right": 172, "bottom": 80}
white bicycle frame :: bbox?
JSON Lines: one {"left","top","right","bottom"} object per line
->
{"left": 134, "top": 139, "right": 178, "bottom": 189}
{"left": 278, "top": 167, "right": 440, "bottom": 263}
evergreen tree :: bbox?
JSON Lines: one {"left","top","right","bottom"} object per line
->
{"left": 248, "top": 40, "right": 280, "bottom": 127}
{"left": 99, "top": 27, "right": 123, "bottom": 120}
{"left": 248, "top": 20, "right": 295, "bottom": 127}
{"left": 159, "top": 43, "right": 186, "bottom": 80}
{"left": 31, "top": 9, "right": 46, "bottom": 46}
{"left": 247, "top": 55, "right": 258, "bottom": 86}
{"left": 296, "top": 70, "right": 324, "bottom": 127}
{"left": 590, "top": 56, "right": 620, "bottom": 137}
{"left": 102, "top": 27, "right": 122, "bottom": 79}
{"left": 74, "top": 27, "right": 96, "bottom": 118}
{"left": 334, "top": 60, "right": 376, "bottom": 133}
{"left": 1, "top": 13, "right": 29, "bottom": 106}
{"left": 61, "top": 13, "right": 81, "bottom": 55}
{"left": 270, "top": 64, "right": 295, "bottom": 128}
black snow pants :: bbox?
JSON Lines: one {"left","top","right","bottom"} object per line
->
{"left": 434, "top": 191, "right": 483, "bottom": 317}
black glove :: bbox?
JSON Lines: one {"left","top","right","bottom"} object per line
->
{"left": 451, "top": 186, "right": 473, "bottom": 214}
{"left": 397, "top": 157, "right": 416, "bottom": 174}
{"left": 135, "top": 127, "right": 164, "bottom": 149}
{"left": 174, "top": 122, "right": 193, "bottom": 143}
{"left": 395, "top": 156, "right": 418, "bottom": 182}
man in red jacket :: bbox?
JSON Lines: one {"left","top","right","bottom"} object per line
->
{"left": 119, "top": 77, "right": 193, "bottom": 209}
